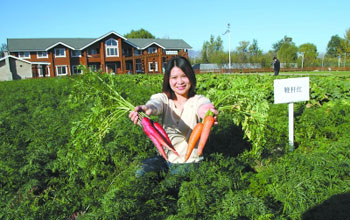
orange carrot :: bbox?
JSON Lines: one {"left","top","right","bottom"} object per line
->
{"left": 185, "top": 122, "right": 203, "bottom": 161}
{"left": 197, "top": 110, "right": 215, "bottom": 156}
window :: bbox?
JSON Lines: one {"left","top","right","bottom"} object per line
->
{"left": 71, "top": 50, "right": 81, "bottom": 57}
{"left": 105, "top": 38, "right": 119, "bottom": 57}
{"left": 71, "top": 65, "right": 82, "bottom": 75}
{"left": 18, "top": 52, "right": 30, "bottom": 59}
{"left": 134, "top": 49, "right": 142, "bottom": 56}
{"left": 88, "top": 48, "right": 99, "bottom": 56}
{"left": 38, "top": 65, "right": 48, "bottom": 77}
{"left": 106, "top": 63, "right": 116, "bottom": 74}
{"left": 148, "top": 62, "right": 158, "bottom": 72}
{"left": 136, "top": 60, "right": 142, "bottom": 73}
{"left": 56, "top": 65, "right": 68, "bottom": 76}
{"left": 89, "top": 65, "right": 97, "bottom": 71}
{"left": 148, "top": 47, "right": 157, "bottom": 54}
{"left": 54, "top": 48, "right": 66, "bottom": 57}
{"left": 37, "top": 51, "right": 48, "bottom": 58}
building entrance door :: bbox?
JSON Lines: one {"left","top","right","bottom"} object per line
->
{"left": 106, "top": 63, "right": 116, "bottom": 74}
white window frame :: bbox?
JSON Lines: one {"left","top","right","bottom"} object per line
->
{"left": 148, "top": 47, "right": 157, "bottom": 54}
{"left": 37, "top": 51, "right": 48, "bottom": 58}
{"left": 148, "top": 62, "right": 158, "bottom": 72}
{"left": 37, "top": 65, "right": 50, "bottom": 77}
{"left": 105, "top": 38, "right": 119, "bottom": 57}
{"left": 71, "top": 50, "right": 81, "bottom": 57}
{"left": 54, "top": 48, "right": 66, "bottom": 58}
{"left": 71, "top": 65, "right": 82, "bottom": 75}
{"left": 18, "top": 52, "right": 31, "bottom": 59}
{"left": 38, "top": 65, "right": 45, "bottom": 77}
{"left": 56, "top": 65, "right": 68, "bottom": 76}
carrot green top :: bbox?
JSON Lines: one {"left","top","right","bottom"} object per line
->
{"left": 146, "top": 93, "right": 212, "bottom": 163}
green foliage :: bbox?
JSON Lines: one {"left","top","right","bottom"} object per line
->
{"left": 250, "top": 141, "right": 350, "bottom": 219}
{"left": 341, "top": 28, "right": 350, "bottom": 55}
{"left": 326, "top": 34, "right": 343, "bottom": 57}
{"left": 296, "top": 99, "right": 350, "bottom": 148}
{"left": 124, "top": 28, "right": 155, "bottom": 39}
{"left": 201, "top": 35, "right": 225, "bottom": 64}
{"left": 1, "top": 73, "right": 350, "bottom": 219}
{"left": 277, "top": 42, "right": 298, "bottom": 64}
{"left": 272, "top": 35, "right": 293, "bottom": 52}
{"left": 0, "top": 43, "right": 7, "bottom": 58}
{"left": 197, "top": 74, "right": 271, "bottom": 160}
{"left": 299, "top": 43, "right": 319, "bottom": 67}
{"left": 248, "top": 39, "right": 263, "bottom": 58}
{"left": 215, "top": 190, "right": 275, "bottom": 220}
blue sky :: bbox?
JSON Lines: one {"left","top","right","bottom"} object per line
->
{"left": 1, "top": 0, "right": 349, "bottom": 54}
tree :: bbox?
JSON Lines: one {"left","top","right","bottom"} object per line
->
{"left": 236, "top": 41, "right": 249, "bottom": 54}
{"left": 124, "top": 28, "right": 155, "bottom": 39}
{"left": 340, "top": 28, "right": 350, "bottom": 65}
{"left": 236, "top": 41, "right": 250, "bottom": 62}
{"left": 326, "top": 35, "right": 343, "bottom": 57}
{"left": 299, "top": 43, "right": 318, "bottom": 67}
{"left": 0, "top": 43, "right": 7, "bottom": 58}
{"left": 248, "top": 39, "right": 262, "bottom": 57}
{"left": 277, "top": 43, "right": 298, "bottom": 64}
{"left": 272, "top": 36, "right": 293, "bottom": 52}
{"left": 201, "top": 35, "right": 224, "bottom": 63}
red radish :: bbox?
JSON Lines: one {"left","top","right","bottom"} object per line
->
{"left": 141, "top": 117, "right": 179, "bottom": 157}
{"left": 143, "top": 128, "right": 167, "bottom": 160}
{"left": 143, "top": 118, "right": 168, "bottom": 160}
{"left": 152, "top": 121, "right": 179, "bottom": 156}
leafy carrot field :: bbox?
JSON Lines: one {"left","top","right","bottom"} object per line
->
{"left": 1, "top": 72, "right": 349, "bottom": 219}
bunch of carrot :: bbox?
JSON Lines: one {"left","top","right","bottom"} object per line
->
{"left": 141, "top": 116, "right": 179, "bottom": 161}
{"left": 185, "top": 110, "right": 215, "bottom": 161}
{"left": 79, "top": 73, "right": 179, "bottom": 161}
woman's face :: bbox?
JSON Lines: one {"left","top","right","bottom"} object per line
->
{"left": 169, "top": 66, "right": 191, "bottom": 98}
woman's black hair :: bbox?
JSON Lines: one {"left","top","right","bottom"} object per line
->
{"left": 162, "top": 56, "right": 196, "bottom": 99}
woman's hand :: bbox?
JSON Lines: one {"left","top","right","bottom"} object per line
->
{"left": 128, "top": 105, "right": 153, "bottom": 125}
{"left": 198, "top": 103, "right": 219, "bottom": 124}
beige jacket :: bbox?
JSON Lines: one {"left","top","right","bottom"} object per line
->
{"left": 146, "top": 93, "right": 211, "bottom": 163}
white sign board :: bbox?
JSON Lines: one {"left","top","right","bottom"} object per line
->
{"left": 166, "top": 50, "right": 178, "bottom": 55}
{"left": 274, "top": 77, "right": 310, "bottom": 104}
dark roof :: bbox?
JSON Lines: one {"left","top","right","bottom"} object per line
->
{"left": 7, "top": 32, "right": 192, "bottom": 52}
{"left": 127, "top": 38, "right": 192, "bottom": 49}
{"left": 7, "top": 38, "right": 95, "bottom": 52}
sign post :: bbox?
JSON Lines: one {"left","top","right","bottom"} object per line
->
{"left": 274, "top": 77, "right": 310, "bottom": 151}
{"left": 289, "top": 102, "right": 294, "bottom": 148}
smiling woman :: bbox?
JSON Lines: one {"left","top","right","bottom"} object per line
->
{"left": 129, "top": 56, "right": 218, "bottom": 177}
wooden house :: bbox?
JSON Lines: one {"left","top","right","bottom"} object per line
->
{"left": 6, "top": 31, "right": 191, "bottom": 78}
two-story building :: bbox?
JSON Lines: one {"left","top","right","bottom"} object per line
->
{"left": 6, "top": 31, "right": 192, "bottom": 78}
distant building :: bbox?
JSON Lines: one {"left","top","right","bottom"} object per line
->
{"left": 192, "top": 63, "right": 263, "bottom": 73}
{"left": 5, "top": 31, "right": 191, "bottom": 79}
{"left": 0, "top": 54, "right": 32, "bottom": 81}
{"left": 192, "top": 63, "right": 221, "bottom": 73}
